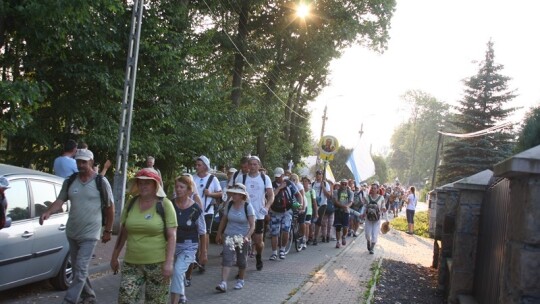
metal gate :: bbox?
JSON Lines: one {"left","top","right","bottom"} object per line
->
{"left": 473, "top": 177, "right": 510, "bottom": 303}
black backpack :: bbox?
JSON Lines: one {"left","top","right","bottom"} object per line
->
{"left": 271, "top": 180, "right": 295, "bottom": 212}
{"left": 227, "top": 200, "right": 249, "bottom": 219}
{"left": 66, "top": 173, "right": 109, "bottom": 226}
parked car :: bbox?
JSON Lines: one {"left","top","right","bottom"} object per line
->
{"left": 0, "top": 163, "right": 72, "bottom": 291}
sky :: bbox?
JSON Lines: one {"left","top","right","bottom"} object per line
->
{"left": 309, "top": 0, "right": 540, "bottom": 154}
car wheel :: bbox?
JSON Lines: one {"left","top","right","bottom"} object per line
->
{"left": 50, "top": 253, "right": 73, "bottom": 290}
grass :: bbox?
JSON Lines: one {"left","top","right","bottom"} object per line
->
{"left": 363, "top": 258, "right": 382, "bottom": 303}
{"left": 389, "top": 210, "right": 430, "bottom": 238}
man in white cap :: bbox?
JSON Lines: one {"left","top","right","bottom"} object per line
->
{"left": 145, "top": 156, "right": 163, "bottom": 186}
{"left": 0, "top": 175, "right": 10, "bottom": 230}
{"left": 40, "top": 149, "right": 115, "bottom": 304}
{"left": 229, "top": 155, "right": 273, "bottom": 271}
{"left": 192, "top": 155, "right": 222, "bottom": 273}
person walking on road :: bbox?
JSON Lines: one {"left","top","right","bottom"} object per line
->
{"left": 110, "top": 168, "right": 177, "bottom": 304}
{"left": 215, "top": 183, "right": 255, "bottom": 292}
{"left": 41, "top": 149, "right": 115, "bottom": 304}
{"left": 269, "top": 167, "right": 303, "bottom": 260}
{"left": 333, "top": 179, "right": 353, "bottom": 248}
{"left": 192, "top": 155, "right": 222, "bottom": 274}
{"left": 406, "top": 186, "right": 418, "bottom": 235}
{"left": 311, "top": 170, "right": 332, "bottom": 245}
{"left": 362, "top": 181, "right": 386, "bottom": 254}
{"left": 170, "top": 175, "right": 207, "bottom": 304}
{"left": 229, "top": 156, "right": 273, "bottom": 271}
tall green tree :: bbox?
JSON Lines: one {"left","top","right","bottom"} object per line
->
{"left": 515, "top": 105, "right": 540, "bottom": 153}
{"left": 437, "top": 40, "right": 517, "bottom": 185}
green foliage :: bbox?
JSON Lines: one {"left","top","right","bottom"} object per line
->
{"left": 387, "top": 91, "right": 449, "bottom": 188}
{"left": 371, "top": 154, "right": 388, "bottom": 184}
{"left": 1, "top": 0, "right": 397, "bottom": 186}
{"left": 515, "top": 106, "right": 540, "bottom": 153}
{"left": 437, "top": 40, "right": 517, "bottom": 185}
{"left": 390, "top": 211, "right": 430, "bottom": 238}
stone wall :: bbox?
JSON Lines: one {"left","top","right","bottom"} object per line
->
{"left": 494, "top": 146, "right": 540, "bottom": 304}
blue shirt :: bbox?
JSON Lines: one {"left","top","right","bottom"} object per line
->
{"left": 53, "top": 156, "right": 78, "bottom": 178}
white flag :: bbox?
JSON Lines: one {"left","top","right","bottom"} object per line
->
{"left": 346, "top": 139, "right": 375, "bottom": 184}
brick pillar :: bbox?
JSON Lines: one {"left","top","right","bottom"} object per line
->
{"left": 494, "top": 145, "right": 540, "bottom": 304}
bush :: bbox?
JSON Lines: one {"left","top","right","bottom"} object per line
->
{"left": 389, "top": 211, "right": 430, "bottom": 238}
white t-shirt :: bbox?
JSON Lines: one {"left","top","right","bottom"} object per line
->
{"left": 239, "top": 173, "right": 272, "bottom": 220}
{"left": 407, "top": 193, "right": 418, "bottom": 211}
{"left": 312, "top": 181, "right": 331, "bottom": 206}
{"left": 193, "top": 173, "right": 222, "bottom": 215}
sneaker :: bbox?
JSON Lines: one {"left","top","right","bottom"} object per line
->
{"left": 369, "top": 249, "right": 374, "bottom": 254}
{"left": 184, "top": 277, "right": 192, "bottom": 287}
{"left": 347, "top": 231, "right": 352, "bottom": 237}
{"left": 216, "top": 281, "right": 227, "bottom": 292}
{"left": 234, "top": 279, "right": 245, "bottom": 290}
{"left": 331, "top": 237, "right": 337, "bottom": 241}
{"left": 353, "top": 232, "right": 359, "bottom": 237}
{"left": 302, "top": 243, "right": 307, "bottom": 250}
{"left": 256, "top": 255, "right": 263, "bottom": 270}
{"left": 279, "top": 250, "right": 286, "bottom": 259}
{"left": 306, "top": 239, "right": 312, "bottom": 245}
{"left": 312, "top": 240, "right": 318, "bottom": 246}
{"left": 342, "top": 238, "right": 347, "bottom": 246}
{"left": 336, "top": 241, "right": 341, "bottom": 249}
{"left": 178, "top": 295, "right": 188, "bottom": 304}
{"left": 269, "top": 253, "right": 278, "bottom": 261}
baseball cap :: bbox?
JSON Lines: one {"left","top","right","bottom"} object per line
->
{"left": 228, "top": 167, "right": 237, "bottom": 173}
{"left": 75, "top": 149, "right": 94, "bottom": 161}
{"left": 274, "top": 167, "right": 285, "bottom": 177}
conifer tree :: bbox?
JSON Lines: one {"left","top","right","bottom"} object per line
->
{"left": 437, "top": 40, "right": 517, "bottom": 185}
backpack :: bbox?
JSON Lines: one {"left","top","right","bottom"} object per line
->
{"left": 0, "top": 193, "right": 6, "bottom": 230}
{"left": 67, "top": 173, "right": 109, "bottom": 226}
{"left": 126, "top": 195, "right": 168, "bottom": 240}
{"left": 271, "top": 180, "right": 295, "bottom": 213}
{"left": 366, "top": 196, "right": 381, "bottom": 221}
{"left": 325, "top": 196, "right": 335, "bottom": 214}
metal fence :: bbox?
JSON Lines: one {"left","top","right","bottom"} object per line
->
{"left": 473, "top": 177, "right": 510, "bottom": 303}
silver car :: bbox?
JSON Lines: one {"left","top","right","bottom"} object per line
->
{"left": 0, "top": 163, "right": 72, "bottom": 291}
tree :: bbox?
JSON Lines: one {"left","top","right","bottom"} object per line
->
{"left": 372, "top": 154, "right": 388, "bottom": 184}
{"left": 387, "top": 91, "right": 449, "bottom": 187}
{"left": 437, "top": 40, "right": 517, "bottom": 185}
{"left": 515, "top": 105, "right": 540, "bottom": 153}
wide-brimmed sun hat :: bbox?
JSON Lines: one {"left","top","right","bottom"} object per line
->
{"left": 380, "top": 221, "right": 390, "bottom": 234}
{"left": 129, "top": 168, "right": 166, "bottom": 197}
{"left": 226, "top": 183, "right": 248, "bottom": 199}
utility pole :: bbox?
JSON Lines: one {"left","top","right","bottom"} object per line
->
{"left": 359, "top": 123, "right": 364, "bottom": 139}
{"left": 431, "top": 132, "right": 443, "bottom": 190}
{"left": 316, "top": 105, "right": 328, "bottom": 169}
{"left": 112, "top": 0, "right": 144, "bottom": 232}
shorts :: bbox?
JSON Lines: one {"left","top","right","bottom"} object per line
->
{"left": 315, "top": 205, "right": 327, "bottom": 226}
{"left": 304, "top": 214, "right": 312, "bottom": 224}
{"left": 333, "top": 210, "right": 349, "bottom": 228}
{"left": 270, "top": 211, "right": 292, "bottom": 236}
{"left": 406, "top": 209, "right": 415, "bottom": 224}
{"left": 392, "top": 201, "right": 399, "bottom": 210}
{"left": 254, "top": 219, "right": 265, "bottom": 234}
{"left": 297, "top": 212, "right": 306, "bottom": 224}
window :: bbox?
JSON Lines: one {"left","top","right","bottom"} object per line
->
{"left": 5, "top": 179, "right": 30, "bottom": 221}
{"left": 30, "top": 180, "right": 59, "bottom": 217}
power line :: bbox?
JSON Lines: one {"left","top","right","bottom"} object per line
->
{"left": 438, "top": 121, "right": 514, "bottom": 138}
{"left": 201, "top": 0, "right": 309, "bottom": 120}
